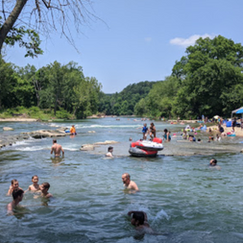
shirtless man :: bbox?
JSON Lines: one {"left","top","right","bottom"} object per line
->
{"left": 51, "top": 139, "right": 64, "bottom": 157}
{"left": 7, "top": 189, "right": 24, "bottom": 215}
{"left": 122, "top": 173, "right": 139, "bottom": 191}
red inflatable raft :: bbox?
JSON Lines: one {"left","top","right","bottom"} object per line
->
{"left": 129, "top": 138, "right": 163, "bottom": 157}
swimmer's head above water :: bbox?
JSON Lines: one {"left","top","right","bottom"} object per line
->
{"left": 209, "top": 158, "right": 217, "bottom": 166}
{"left": 131, "top": 212, "right": 145, "bottom": 226}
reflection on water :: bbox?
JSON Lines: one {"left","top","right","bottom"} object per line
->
{"left": 50, "top": 156, "right": 65, "bottom": 165}
{"left": 1, "top": 118, "right": 243, "bottom": 242}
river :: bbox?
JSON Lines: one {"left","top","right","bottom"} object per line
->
{"left": 0, "top": 117, "right": 243, "bottom": 243}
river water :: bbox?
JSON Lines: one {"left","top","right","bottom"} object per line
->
{"left": 0, "top": 118, "right": 243, "bottom": 243}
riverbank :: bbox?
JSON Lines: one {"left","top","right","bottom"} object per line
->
{"left": 207, "top": 124, "right": 243, "bottom": 137}
{"left": 0, "top": 118, "right": 38, "bottom": 122}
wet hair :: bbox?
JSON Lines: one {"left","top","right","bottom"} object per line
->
{"left": 164, "top": 129, "right": 168, "bottom": 133}
{"left": 198, "top": 138, "right": 201, "bottom": 142}
{"left": 150, "top": 123, "right": 154, "bottom": 126}
{"left": 211, "top": 159, "right": 217, "bottom": 164}
{"left": 132, "top": 212, "right": 145, "bottom": 225}
{"left": 42, "top": 182, "right": 50, "bottom": 189}
{"left": 108, "top": 146, "right": 113, "bottom": 152}
{"left": 11, "top": 179, "right": 18, "bottom": 185}
{"left": 32, "top": 175, "right": 38, "bottom": 179}
{"left": 123, "top": 173, "right": 130, "bottom": 179}
{"left": 53, "top": 139, "right": 57, "bottom": 143}
{"left": 12, "top": 189, "right": 24, "bottom": 200}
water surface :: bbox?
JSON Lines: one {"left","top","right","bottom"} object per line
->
{"left": 0, "top": 118, "right": 243, "bottom": 243}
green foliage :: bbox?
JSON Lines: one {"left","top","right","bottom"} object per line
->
{"left": 0, "top": 16, "right": 43, "bottom": 58}
{"left": 134, "top": 35, "right": 243, "bottom": 119}
{"left": 172, "top": 36, "right": 243, "bottom": 118}
{"left": 98, "top": 81, "right": 156, "bottom": 116}
{"left": 5, "top": 26, "right": 43, "bottom": 58}
{"left": 0, "top": 58, "right": 102, "bottom": 119}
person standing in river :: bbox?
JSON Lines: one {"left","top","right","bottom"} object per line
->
{"left": 149, "top": 123, "right": 156, "bottom": 140}
{"left": 122, "top": 173, "right": 139, "bottom": 191}
{"left": 51, "top": 139, "right": 64, "bottom": 157}
{"left": 142, "top": 123, "right": 148, "bottom": 140}
{"left": 70, "top": 125, "right": 77, "bottom": 135}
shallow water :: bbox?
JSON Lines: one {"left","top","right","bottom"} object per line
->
{"left": 1, "top": 118, "right": 243, "bottom": 242}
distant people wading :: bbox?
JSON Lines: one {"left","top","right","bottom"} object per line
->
{"left": 142, "top": 123, "right": 148, "bottom": 140}
{"left": 70, "top": 125, "right": 77, "bottom": 135}
{"left": 149, "top": 123, "right": 156, "bottom": 140}
{"left": 163, "top": 129, "right": 171, "bottom": 142}
{"left": 105, "top": 146, "right": 113, "bottom": 157}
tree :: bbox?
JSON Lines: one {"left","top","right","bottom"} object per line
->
{"left": 0, "top": 0, "right": 95, "bottom": 56}
{"left": 0, "top": 58, "right": 18, "bottom": 109}
{"left": 172, "top": 35, "right": 243, "bottom": 118}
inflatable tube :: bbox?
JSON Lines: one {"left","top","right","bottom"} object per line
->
{"left": 227, "top": 133, "right": 236, "bottom": 137}
{"left": 153, "top": 137, "right": 162, "bottom": 143}
{"left": 129, "top": 147, "right": 158, "bottom": 157}
{"left": 131, "top": 140, "right": 163, "bottom": 151}
{"left": 65, "top": 130, "right": 70, "bottom": 133}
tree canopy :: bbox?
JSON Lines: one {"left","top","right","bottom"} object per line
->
{"left": 140, "top": 35, "right": 243, "bottom": 119}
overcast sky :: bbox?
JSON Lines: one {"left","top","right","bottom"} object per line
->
{"left": 5, "top": 0, "right": 243, "bottom": 93}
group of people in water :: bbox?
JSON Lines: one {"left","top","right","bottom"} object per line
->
{"left": 141, "top": 123, "right": 171, "bottom": 142}
{"left": 6, "top": 120, "right": 222, "bottom": 233}
{"left": 7, "top": 175, "right": 52, "bottom": 214}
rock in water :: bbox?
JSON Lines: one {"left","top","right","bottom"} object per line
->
{"left": 3, "top": 127, "right": 14, "bottom": 131}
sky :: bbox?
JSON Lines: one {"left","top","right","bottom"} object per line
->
{"left": 4, "top": 0, "right": 243, "bottom": 93}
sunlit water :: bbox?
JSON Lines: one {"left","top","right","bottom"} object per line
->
{"left": 1, "top": 118, "right": 243, "bottom": 243}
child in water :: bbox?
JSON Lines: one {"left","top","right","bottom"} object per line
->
{"left": 27, "top": 175, "right": 40, "bottom": 192}
{"left": 128, "top": 211, "right": 154, "bottom": 233}
{"left": 142, "top": 123, "right": 148, "bottom": 140}
{"left": 7, "top": 179, "right": 23, "bottom": 196}
{"left": 40, "top": 182, "right": 53, "bottom": 198}
{"left": 7, "top": 188, "right": 24, "bottom": 215}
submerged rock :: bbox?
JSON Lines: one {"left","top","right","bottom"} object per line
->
{"left": 80, "top": 144, "right": 95, "bottom": 151}
{"left": 94, "top": 140, "right": 118, "bottom": 145}
{"left": 3, "top": 127, "right": 14, "bottom": 131}
{"left": 21, "top": 129, "right": 68, "bottom": 139}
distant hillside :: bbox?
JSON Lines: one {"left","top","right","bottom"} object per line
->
{"left": 98, "top": 81, "right": 158, "bottom": 115}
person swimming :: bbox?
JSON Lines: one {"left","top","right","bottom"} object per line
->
{"left": 128, "top": 211, "right": 154, "bottom": 233}
{"left": 209, "top": 158, "right": 221, "bottom": 170}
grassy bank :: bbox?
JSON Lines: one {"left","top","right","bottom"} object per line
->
{"left": 0, "top": 106, "right": 74, "bottom": 120}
